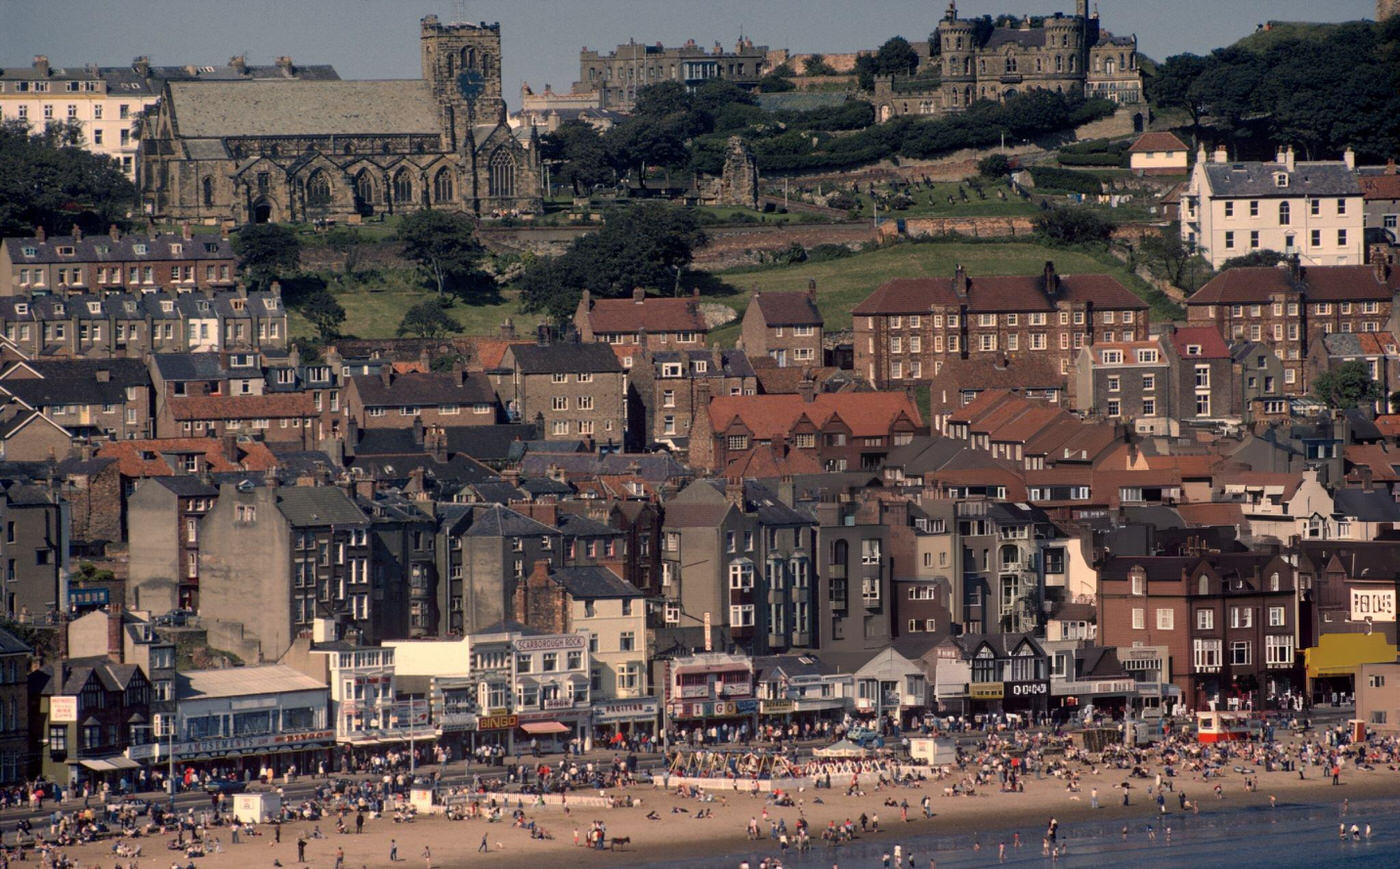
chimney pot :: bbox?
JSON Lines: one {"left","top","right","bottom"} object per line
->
{"left": 1213, "top": 145, "right": 1228, "bottom": 164}
{"left": 633, "top": 287, "right": 646, "bottom": 302}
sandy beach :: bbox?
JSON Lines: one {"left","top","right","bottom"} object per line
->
{"left": 42, "top": 745, "right": 1400, "bottom": 869}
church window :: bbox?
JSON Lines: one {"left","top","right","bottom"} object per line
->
{"left": 392, "top": 169, "right": 414, "bottom": 204}
{"left": 354, "top": 170, "right": 376, "bottom": 206}
{"left": 306, "top": 171, "right": 331, "bottom": 207}
{"left": 433, "top": 168, "right": 454, "bottom": 203}
{"left": 202, "top": 176, "right": 214, "bottom": 207}
{"left": 1004, "top": 53, "right": 1016, "bottom": 73}
{"left": 489, "top": 149, "right": 515, "bottom": 198}
{"left": 462, "top": 47, "right": 475, "bottom": 69}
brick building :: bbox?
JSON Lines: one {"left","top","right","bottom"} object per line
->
{"left": 691, "top": 384, "right": 925, "bottom": 474}
{"left": 1185, "top": 259, "right": 1399, "bottom": 394}
{"left": 0, "top": 226, "right": 235, "bottom": 297}
{"left": 574, "top": 288, "right": 709, "bottom": 352}
{"left": 738, "top": 287, "right": 824, "bottom": 368}
{"left": 628, "top": 347, "right": 756, "bottom": 450}
{"left": 853, "top": 261, "right": 1148, "bottom": 388}
{"left": 344, "top": 365, "right": 500, "bottom": 430}
{"left": 497, "top": 340, "right": 626, "bottom": 445}
{"left": 1071, "top": 337, "right": 1172, "bottom": 434}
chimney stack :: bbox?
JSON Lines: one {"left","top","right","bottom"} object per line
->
{"left": 798, "top": 369, "right": 816, "bottom": 403}
{"left": 71, "top": 224, "right": 82, "bottom": 242}
{"left": 181, "top": 222, "right": 192, "bottom": 240}
{"left": 953, "top": 264, "right": 969, "bottom": 298}
{"left": 106, "top": 603, "right": 124, "bottom": 662}
{"left": 229, "top": 55, "right": 248, "bottom": 75}
{"left": 133, "top": 56, "right": 150, "bottom": 78}
{"left": 1213, "top": 145, "right": 1228, "bottom": 164}
{"left": 1343, "top": 147, "right": 1356, "bottom": 170}
{"left": 808, "top": 278, "right": 817, "bottom": 300}
{"left": 379, "top": 363, "right": 392, "bottom": 387}
{"left": 35, "top": 226, "right": 46, "bottom": 243}
{"left": 633, "top": 287, "right": 646, "bottom": 303}
{"left": 1042, "top": 260, "right": 1058, "bottom": 297}
{"left": 33, "top": 55, "right": 50, "bottom": 77}
{"left": 1372, "top": 245, "right": 1392, "bottom": 283}
{"left": 109, "top": 224, "right": 121, "bottom": 243}
{"left": 275, "top": 56, "right": 295, "bottom": 75}
{"left": 1284, "top": 146, "right": 1295, "bottom": 172}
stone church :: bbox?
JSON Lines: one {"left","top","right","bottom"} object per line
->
{"left": 139, "top": 15, "right": 542, "bottom": 224}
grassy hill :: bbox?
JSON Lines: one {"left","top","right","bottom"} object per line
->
{"left": 1233, "top": 21, "right": 1359, "bottom": 53}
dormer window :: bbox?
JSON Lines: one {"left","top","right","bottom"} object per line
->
{"left": 694, "top": 360, "right": 708, "bottom": 373}
{"left": 132, "top": 244, "right": 148, "bottom": 255}
{"left": 263, "top": 298, "right": 278, "bottom": 310}
{"left": 661, "top": 363, "right": 682, "bottom": 378}
{"left": 160, "top": 300, "right": 173, "bottom": 313}
{"left": 1186, "top": 344, "right": 1202, "bottom": 356}
{"left": 14, "top": 303, "right": 28, "bottom": 316}
{"left": 56, "top": 246, "right": 75, "bottom": 256}
{"left": 1100, "top": 350, "right": 1122, "bottom": 364}
{"left": 123, "top": 302, "right": 136, "bottom": 314}
{"left": 196, "top": 300, "right": 209, "bottom": 312}
{"left": 203, "top": 243, "right": 219, "bottom": 253}
{"left": 170, "top": 244, "right": 182, "bottom": 256}
{"left": 21, "top": 247, "right": 37, "bottom": 257}
{"left": 1136, "top": 349, "right": 1159, "bottom": 363}
{"left": 1274, "top": 173, "right": 1288, "bottom": 188}
{"left": 53, "top": 304, "right": 65, "bottom": 317}
{"left": 231, "top": 298, "right": 245, "bottom": 311}
{"left": 86, "top": 302, "right": 101, "bottom": 314}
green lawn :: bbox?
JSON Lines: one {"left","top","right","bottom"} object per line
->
{"left": 845, "top": 181, "right": 1040, "bottom": 219}
{"left": 294, "top": 238, "right": 1180, "bottom": 341}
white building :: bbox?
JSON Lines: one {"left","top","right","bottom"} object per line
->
{"left": 1181, "top": 145, "right": 1364, "bottom": 269}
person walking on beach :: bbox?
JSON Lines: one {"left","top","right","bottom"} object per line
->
{"left": 422, "top": 845, "right": 432, "bottom": 868}
{"left": 479, "top": 833, "right": 489, "bottom": 852}
{"left": 390, "top": 839, "right": 398, "bottom": 861}
{"left": 1090, "top": 787, "right": 1098, "bottom": 809}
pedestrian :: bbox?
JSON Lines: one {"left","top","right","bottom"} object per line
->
{"left": 335, "top": 846, "right": 345, "bottom": 869}
{"left": 1090, "top": 787, "right": 1098, "bottom": 809}
{"left": 479, "top": 834, "right": 489, "bottom": 853}
{"left": 390, "top": 839, "right": 398, "bottom": 861}
{"left": 356, "top": 812, "right": 364, "bottom": 833}
{"left": 423, "top": 845, "right": 432, "bottom": 868}
{"left": 296, "top": 836, "right": 306, "bottom": 863}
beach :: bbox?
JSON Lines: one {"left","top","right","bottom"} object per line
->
{"left": 42, "top": 743, "right": 1400, "bottom": 868}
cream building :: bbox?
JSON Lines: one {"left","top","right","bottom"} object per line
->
{"left": 1181, "top": 145, "right": 1364, "bottom": 269}
{"left": 0, "top": 56, "right": 157, "bottom": 177}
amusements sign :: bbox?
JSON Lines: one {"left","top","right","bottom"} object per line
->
{"left": 1351, "top": 588, "right": 1396, "bottom": 622}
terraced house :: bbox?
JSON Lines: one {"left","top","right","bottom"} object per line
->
{"left": 853, "top": 261, "right": 1148, "bottom": 388}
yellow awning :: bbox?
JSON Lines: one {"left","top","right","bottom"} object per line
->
{"left": 1304, "top": 632, "right": 1397, "bottom": 679}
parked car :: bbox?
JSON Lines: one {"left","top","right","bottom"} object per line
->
{"left": 105, "top": 797, "right": 149, "bottom": 816}
{"left": 204, "top": 779, "right": 247, "bottom": 796}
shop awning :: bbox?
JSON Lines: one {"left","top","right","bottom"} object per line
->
{"left": 1305, "top": 632, "right": 1397, "bottom": 679}
{"left": 79, "top": 759, "right": 116, "bottom": 771}
{"left": 109, "top": 757, "right": 141, "bottom": 770}
{"left": 519, "top": 721, "right": 568, "bottom": 735}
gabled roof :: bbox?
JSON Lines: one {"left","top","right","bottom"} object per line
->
{"left": 275, "top": 486, "right": 368, "bottom": 528}
{"left": 459, "top": 504, "right": 559, "bottom": 538}
{"left": 853, "top": 268, "right": 1145, "bottom": 315}
{"left": 350, "top": 370, "right": 497, "bottom": 407}
{"left": 552, "top": 565, "right": 642, "bottom": 599}
{"left": 97, "top": 437, "right": 278, "bottom": 477}
{"left": 581, "top": 292, "right": 708, "bottom": 334}
{"left": 165, "top": 79, "right": 440, "bottom": 138}
{"left": 1358, "top": 170, "right": 1400, "bottom": 202}
{"left": 169, "top": 393, "right": 313, "bottom": 421}
{"left": 708, "top": 391, "right": 923, "bottom": 441}
{"left": 507, "top": 341, "right": 622, "bottom": 375}
{"left": 752, "top": 291, "right": 823, "bottom": 327}
{"left": 1165, "top": 325, "right": 1231, "bottom": 359}
{"left": 1127, "top": 132, "right": 1188, "bottom": 153}
{"left": 2, "top": 232, "right": 233, "bottom": 265}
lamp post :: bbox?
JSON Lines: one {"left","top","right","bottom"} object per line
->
{"left": 166, "top": 714, "right": 176, "bottom": 812}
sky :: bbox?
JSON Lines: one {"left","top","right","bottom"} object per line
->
{"left": 1, "top": 0, "right": 1379, "bottom": 109}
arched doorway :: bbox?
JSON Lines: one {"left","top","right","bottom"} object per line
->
{"left": 1133, "top": 112, "right": 1145, "bottom": 133}
{"left": 252, "top": 199, "right": 272, "bottom": 223}
{"left": 353, "top": 170, "right": 376, "bottom": 217}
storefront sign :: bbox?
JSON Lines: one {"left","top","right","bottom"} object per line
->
{"left": 761, "top": 699, "right": 796, "bottom": 715}
{"left": 50, "top": 696, "right": 78, "bottom": 723}
{"left": 542, "top": 697, "right": 574, "bottom": 711}
{"left": 439, "top": 712, "right": 477, "bottom": 731}
{"left": 969, "top": 682, "right": 1004, "bottom": 700}
{"left": 1351, "top": 588, "right": 1396, "bottom": 622}
{"left": 514, "top": 635, "right": 586, "bottom": 652}
{"left": 594, "top": 699, "right": 659, "bottom": 722}
{"left": 478, "top": 715, "right": 518, "bottom": 731}
{"left": 678, "top": 684, "right": 710, "bottom": 699}
{"left": 1006, "top": 681, "right": 1049, "bottom": 698}
{"left": 673, "top": 698, "right": 758, "bottom": 719}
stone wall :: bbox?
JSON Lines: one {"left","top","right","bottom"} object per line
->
{"left": 889, "top": 216, "right": 1036, "bottom": 239}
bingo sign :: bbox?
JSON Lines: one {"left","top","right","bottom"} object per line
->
{"left": 1351, "top": 588, "right": 1396, "bottom": 622}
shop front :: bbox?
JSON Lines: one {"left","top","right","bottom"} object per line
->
{"left": 667, "top": 698, "right": 759, "bottom": 744}
{"left": 517, "top": 708, "right": 589, "bottom": 754}
{"left": 1002, "top": 679, "right": 1050, "bottom": 716}
{"left": 132, "top": 728, "right": 337, "bottom": 786}
{"left": 1051, "top": 677, "right": 1137, "bottom": 719}
{"left": 592, "top": 697, "right": 659, "bottom": 747}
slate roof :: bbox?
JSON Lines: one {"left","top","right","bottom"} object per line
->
{"left": 948, "top": 632, "right": 1044, "bottom": 660}
{"left": 2, "top": 233, "right": 233, "bottom": 265}
{"left": 165, "top": 80, "right": 441, "bottom": 138}
{"left": 1333, "top": 488, "right": 1400, "bottom": 522}
{"left": 753, "top": 291, "right": 823, "bottom": 327}
{"left": 853, "top": 269, "right": 1145, "bottom": 315}
{"left": 556, "top": 512, "right": 621, "bottom": 538}
{"left": 0, "top": 358, "right": 147, "bottom": 406}
{"left": 517, "top": 451, "right": 689, "bottom": 482}
{"left": 348, "top": 453, "right": 497, "bottom": 487}
{"left": 275, "top": 486, "right": 368, "bottom": 527}
{"left": 649, "top": 349, "right": 756, "bottom": 379}
{"left": 1127, "top": 132, "right": 1188, "bottom": 153}
{"left": 552, "top": 565, "right": 642, "bottom": 599}
{"left": 0, "top": 627, "right": 30, "bottom": 655}
{"left": 1187, "top": 265, "right": 1398, "bottom": 305}
{"left": 351, "top": 370, "right": 497, "bottom": 407}
{"left": 507, "top": 342, "right": 622, "bottom": 375}
{"left": 459, "top": 504, "right": 559, "bottom": 538}
{"left": 151, "top": 476, "right": 218, "bottom": 497}
{"left": 1201, "top": 160, "right": 1360, "bottom": 199}
{"left": 353, "top": 423, "right": 537, "bottom": 463}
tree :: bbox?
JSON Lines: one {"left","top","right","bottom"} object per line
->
{"left": 324, "top": 227, "right": 363, "bottom": 277}
{"left": 397, "top": 209, "right": 487, "bottom": 299}
{"left": 1219, "top": 249, "right": 1286, "bottom": 270}
{"left": 1146, "top": 53, "right": 1211, "bottom": 131}
{"left": 233, "top": 223, "right": 301, "bottom": 292}
{"left": 0, "top": 119, "right": 134, "bottom": 238}
{"left": 1033, "top": 207, "right": 1116, "bottom": 246}
{"left": 540, "top": 120, "right": 614, "bottom": 196}
{"left": 396, "top": 298, "right": 462, "bottom": 339}
{"left": 299, "top": 288, "right": 346, "bottom": 341}
{"left": 758, "top": 74, "right": 796, "bottom": 93}
{"left": 517, "top": 202, "right": 706, "bottom": 323}
{"left": 1312, "top": 360, "right": 1382, "bottom": 410}
{"left": 856, "top": 37, "right": 920, "bottom": 90}
{"left": 977, "top": 153, "right": 1012, "bottom": 178}
{"left": 803, "top": 54, "right": 837, "bottom": 76}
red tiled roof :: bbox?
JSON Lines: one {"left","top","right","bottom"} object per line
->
{"left": 1173, "top": 502, "right": 1245, "bottom": 527}
{"left": 1127, "top": 132, "right": 1189, "bottom": 153}
{"left": 97, "top": 437, "right": 279, "bottom": 477}
{"left": 709, "top": 391, "right": 923, "bottom": 441}
{"left": 1166, "top": 325, "right": 1231, "bottom": 359}
{"left": 1359, "top": 173, "right": 1400, "bottom": 202}
{"left": 1374, "top": 415, "right": 1400, "bottom": 438}
{"left": 853, "top": 269, "right": 1145, "bottom": 316}
{"left": 753, "top": 291, "right": 823, "bottom": 326}
{"left": 1188, "top": 265, "right": 1397, "bottom": 305}
{"left": 946, "top": 388, "right": 1017, "bottom": 425}
{"left": 1139, "top": 453, "right": 1218, "bottom": 479}
{"left": 582, "top": 293, "right": 708, "bottom": 334}
{"left": 722, "top": 443, "right": 824, "bottom": 480}
{"left": 169, "top": 393, "right": 314, "bottom": 421}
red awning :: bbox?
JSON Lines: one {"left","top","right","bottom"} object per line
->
{"left": 519, "top": 721, "right": 569, "bottom": 735}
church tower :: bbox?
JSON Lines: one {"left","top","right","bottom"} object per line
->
{"left": 420, "top": 14, "right": 507, "bottom": 149}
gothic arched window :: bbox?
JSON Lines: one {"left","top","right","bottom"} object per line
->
{"left": 354, "top": 170, "right": 376, "bottom": 205}
{"left": 306, "top": 171, "right": 331, "bottom": 206}
{"left": 433, "top": 167, "right": 454, "bottom": 203}
{"left": 392, "top": 169, "right": 413, "bottom": 204}
{"left": 489, "top": 149, "right": 515, "bottom": 198}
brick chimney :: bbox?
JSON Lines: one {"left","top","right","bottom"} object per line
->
{"left": 107, "top": 603, "right": 125, "bottom": 662}
{"left": 33, "top": 55, "right": 50, "bottom": 77}
{"left": 1042, "top": 260, "right": 1059, "bottom": 298}
{"left": 222, "top": 433, "right": 240, "bottom": 464}
{"left": 133, "top": 56, "right": 150, "bottom": 78}
{"left": 35, "top": 226, "right": 46, "bottom": 243}
{"left": 411, "top": 416, "right": 424, "bottom": 446}
{"left": 379, "top": 364, "right": 392, "bottom": 387}
{"left": 513, "top": 559, "right": 566, "bottom": 633}
{"left": 1371, "top": 245, "right": 1392, "bottom": 283}
{"left": 798, "top": 369, "right": 816, "bottom": 403}
{"left": 71, "top": 224, "right": 82, "bottom": 242}
{"left": 109, "top": 224, "right": 121, "bottom": 243}
{"left": 181, "top": 222, "right": 193, "bottom": 240}
{"left": 953, "top": 264, "right": 969, "bottom": 298}
{"left": 633, "top": 287, "right": 646, "bottom": 303}
{"left": 275, "top": 55, "right": 295, "bottom": 76}
{"left": 808, "top": 278, "right": 817, "bottom": 300}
